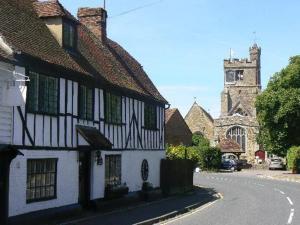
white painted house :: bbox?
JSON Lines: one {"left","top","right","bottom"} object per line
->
{"left": 0, "top": 1, "right": 167, "bottom": 224}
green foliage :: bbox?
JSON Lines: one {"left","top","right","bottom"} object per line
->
{"left": 287, "top": 146, "right": 300, "bottom": 170}
{"left": 192, "top": 133, "right": 210, "bottom": 148}
{"left": 256, "top": 55, "right": 300, "bottom": 156}
{"left": 166, "top": 144, "right": 222, "bottom": 171}
{"left": 198, "top": 147, "right": 222, "bottom": 171}
{"left": 166, "top": 145, "right": 200, "bottom": 162}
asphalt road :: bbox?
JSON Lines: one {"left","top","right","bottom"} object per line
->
{"left": 161, "top": 172, "right": 300, "bottom": 225}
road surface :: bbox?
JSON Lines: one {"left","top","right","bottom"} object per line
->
{"left": 161, "top": 171, "right": 300, "bottom": 225}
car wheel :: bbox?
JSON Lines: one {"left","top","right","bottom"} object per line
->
{"left": 230, "top": 166, "right": 235, "bottom": 172}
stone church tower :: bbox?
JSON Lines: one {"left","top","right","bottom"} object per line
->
{"left": 214, "top": 44, "right": 261, "bottom": 162}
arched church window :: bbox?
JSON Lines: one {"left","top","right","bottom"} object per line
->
{"left": 226, "top": 126, "right": 246, "bottom": 151}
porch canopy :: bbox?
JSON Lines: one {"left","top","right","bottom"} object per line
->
{"left": 218, "top": 139, "right": 244, "bottom": 155}
{"left": 76, "top": 125, "right": 112, "bottom": 150}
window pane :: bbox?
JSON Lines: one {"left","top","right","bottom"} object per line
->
{"left": 63, "top": 22, "right": 76, "bottom": 49}
{"left": 144, "top": 104, "right": 156, "bottom": 129}
{"left": 105, "top": 155, "right": 121, "bottom": 186}
{"left": 79, "top": 85, "right": 93, "bottom": 120}
{"left": 105, "top": 93, "right": 121, "bottom": 124}
{"left": 86, "top": 88, "right": 93, "bottom": 120}
{"left": 27, "top": 72, "right": 39, "bottom": 112}
{"left": 226, "top": 126, "right": 246, "bottom": 151}
{"left": 27, "top": 72, "right": 58, "bottom": 114}
{"left": 226, "top": 70, "right": 235, "bottom": 83}
{"left": 26, "top": 159, "right": 57, "bottom": 202}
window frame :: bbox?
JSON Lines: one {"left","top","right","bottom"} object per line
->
{"left": 225, "top": 70, "right": 244, "bottom": 84}
{"left": 26, "top": 71, "right": 59, "bottom": 116}
{"left": 78, "top": 84, "right": 94, "bottom": 121}
{"left": 226, "top": 126, "right": 246, "bottom": 151}
{"left": 62, "top": 20, "right": 77, "bottom": 51}
{"left": 144, "top": 103, "right": 157, "bottom": 130}
{"left": 104, "top": 92, "right": 122, "bottom": 125}
{"left": 105, "top": 155, "right": 122, "bottom": 187}
{"left": 26, "top": 158, "right": 58, "bottom": 204}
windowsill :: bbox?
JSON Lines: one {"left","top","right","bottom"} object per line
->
{"left": 105, "top": 121, "right": 125, "bottom": 126}
{"left": 142, "top": 126, "right": 159, "bottom": 131}
{"left": 26, "top": 196, "right": 56, "bottom": 204}
{"left": 78, "top": 117, "right": 94, "bottom": 122}
{"left": 27, "top": 111, "right": 59, "bottom": 117}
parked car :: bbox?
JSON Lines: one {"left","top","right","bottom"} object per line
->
{"left": 269, "top": 158, "right": 285, "bottom": 170}
{"left": 221, "top": 154, "right": 242, "bottom": 171}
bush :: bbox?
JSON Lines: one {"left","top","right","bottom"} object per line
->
{"left": 166, "top": 144, "right": 222, "bottom": 171}
{"left": 192, "top": 134, "right": 210, "bottom": 148}
{"left": 166, "top": 145, "right": 200, "bottom": 163}
{"left": 287, "top": 146, "right": 300, "bottom": 170}
{"left": 198, "top": 147, "right": 222, "bottom": 171}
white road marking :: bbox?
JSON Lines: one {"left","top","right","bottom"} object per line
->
{"left": 274, "top": 188, "right": 285, "bottom": 195}
{"left": 287, "top": 208, "right": 294, "bottom": 224}
{"left": 160, "top": 194, "right": 221, "bottom": 225}
{"left": 287, "top": 197, "right": 294, "bottom": 206}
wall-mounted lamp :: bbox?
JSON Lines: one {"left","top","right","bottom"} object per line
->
{"left": 95, "top": 150, "right": 103, "bottom": 165}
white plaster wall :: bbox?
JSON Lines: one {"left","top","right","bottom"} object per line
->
{"left": 9, "top": 150, "right": 79, "bottom": 217}
{"left": 90, "top": 150, "right": 165, "bottom": 200}
{"left": 122, "top": 150, "right": 165, "bottom": 191}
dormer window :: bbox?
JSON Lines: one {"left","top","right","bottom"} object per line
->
{"left": 63, "top": 21, "right": 76, "bottom": 50}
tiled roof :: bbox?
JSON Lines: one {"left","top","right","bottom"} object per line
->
{"left": 165, "top": 108, "right": 177, "bottom": 123}
{"left": 0, "top": 0, "right": 88, "bottom": 74}
{"left": 0, "top": 0, "right": 167, "bottom": 104}
{"left": 185, "top": 102, "right": 214, "bottom": 122}
{"left": 218, "top": 139, "right": 243, "bottom": 153}
{"left": 107, "top": 39, "right": 167, "bottom": 103}
{"left": 33, "top": 0, "right": 77, "bottom": 20}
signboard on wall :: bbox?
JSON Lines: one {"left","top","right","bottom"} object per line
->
{"left": 1, "top": 81, "right": 27, "bottom": 106}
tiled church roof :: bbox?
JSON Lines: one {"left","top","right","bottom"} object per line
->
{"left": 218, "top": 139, "right": 243, "bottom": 153}
{"left": 0, "top": 0, "right": 167, "bottom": 104}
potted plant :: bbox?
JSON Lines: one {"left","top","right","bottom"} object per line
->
{"left": 140, "top": 182, "right": 153, "bottom": 201}
{"left": 105, "top": 183, "right": 129, "bottom": 200}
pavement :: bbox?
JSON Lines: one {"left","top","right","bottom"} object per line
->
{"left": 242, "top": 169, "right": 300, "bottom": 183}
{"left": 160, "top": 171, "right": 300, "bottom": 225}
{"left": 57, "top": 187, "right": 218, "bottom": 225}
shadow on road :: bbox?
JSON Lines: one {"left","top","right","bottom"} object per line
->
{"left": 58, "top": 186, "right": 218, "bottom": 225}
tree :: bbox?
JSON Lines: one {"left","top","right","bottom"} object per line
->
{"left": 256, "top": 56, "right": 300, "bottom": 156}
{"left": 192, "top": 133, "right": 210, "bottom": 148}
{"left": 287, "top": 146, "right": 300, "bottom": 171}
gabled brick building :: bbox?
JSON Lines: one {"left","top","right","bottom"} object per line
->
{"left": 165, "top": 108, "right": 192, "bottom": 146}
{"left": 185, "top": 102, "right": 214, "bottom": 142}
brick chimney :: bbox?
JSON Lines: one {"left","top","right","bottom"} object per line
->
{"left": 77, "top": 7, "right": 107, "bottom": 41}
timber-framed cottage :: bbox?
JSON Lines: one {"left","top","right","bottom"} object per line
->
{"left": 0, "top": 0, "right": 167, "bottom": 223}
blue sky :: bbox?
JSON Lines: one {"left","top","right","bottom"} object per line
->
{"left": 61, "top": 0, "right": 300, "bottom": 118}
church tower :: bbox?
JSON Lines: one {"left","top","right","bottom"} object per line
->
{"left": 215, "top": 44, "right": 262, "bottom": 162}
